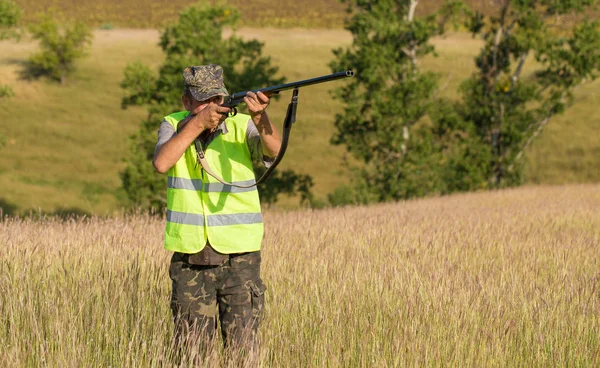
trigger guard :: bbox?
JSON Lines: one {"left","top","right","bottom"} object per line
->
{"left": 228, "top": 107, "right": 238, "bottom": 117}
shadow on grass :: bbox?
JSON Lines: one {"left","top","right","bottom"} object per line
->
{"left": 0, "top": 56, "right": 54, "bottom": 82}
{"left": 0, "top": 198, "right": 91, "bottom": 220}
{"left": 0, "top": 58, "right": 51, "bottom": 83}
{"left": 0, "top": 58, "right": 27, "bottom": 67}
{"left": 17, "top": 60, "right": 51, "bottom": 82}
{"left": 47, "top": 207, "right": 91, "bottom": 220}
{"left": 0, "top": 198, "right": 18, "bottom": 217}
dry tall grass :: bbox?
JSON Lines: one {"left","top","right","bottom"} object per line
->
{"left": 1, "top": 184, "right": 599, "bottom": 366}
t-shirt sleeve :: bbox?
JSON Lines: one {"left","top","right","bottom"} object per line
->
{"left": 246, "top": 119, "right": 275, "bottom": 168}
{"left": 155, "top": 119, "right": 176, "bottom": 156}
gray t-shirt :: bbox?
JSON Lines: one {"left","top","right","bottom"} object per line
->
{"left": 155, "top": 117, "right": 273, "bottom": 168}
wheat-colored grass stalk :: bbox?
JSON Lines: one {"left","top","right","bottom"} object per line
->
{"left": 1, "top": 184, "right": 599, "bottom": 366}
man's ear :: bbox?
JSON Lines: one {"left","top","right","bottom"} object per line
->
{"left": 182, "top": 94, "right": 191, "bottom": 111}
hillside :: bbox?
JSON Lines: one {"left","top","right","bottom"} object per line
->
{"left": 0, "top": 28, "right": 599, "bottom": 215}
{"left": 12, "top": 0, "right": 507, "bottom": 29}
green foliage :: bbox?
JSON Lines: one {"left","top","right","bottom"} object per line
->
{"left": 120, "top": 117, "right": 167, "bottom": 211}
{"left": 0, "top": 0, "right": 19, "bottom": 26}
{"left": 330, "top": 0, "right": 600, "bottom": 203}
{"left": 424, "top": 100, "right": 492, "bottom": 191}
{"left": 120, "top": 61, "right": 157, "bottom": 109}
{"left": 0, "top": 0, "right": 21, "bottom": 40}
{"left": 0, "top": 84, "right": 14, "bottom": 99}
{"left": 120, "top": 2, "right": 313, "bottom": 212}
{"left": 329, "top": 0, "right": 471, "bottom": 202}
{"left": 27, "top": 13, "right": 93, "bottom": 84}
{"left": 253, "top": 166, "right": 315, "bottom": 207}
{"left": 452, "top": 0, "right": 600, "bottom": 187}
{"left": 327, "top": 180, "right": 378, "bottom": 207}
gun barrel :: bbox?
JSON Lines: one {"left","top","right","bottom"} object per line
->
{"left": 227, "top": 70, "right": 354, "bottom": 103}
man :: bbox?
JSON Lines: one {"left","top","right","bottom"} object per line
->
{"left": 153, "top": 64, "right": 281, "bottom": 355}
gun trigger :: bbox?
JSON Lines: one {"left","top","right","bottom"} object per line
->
{"left": 229, "top": 107, "right": 237, "bottom": 117}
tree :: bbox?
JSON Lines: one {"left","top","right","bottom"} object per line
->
{"left": 453, "top": 0, "right": 600, "bottom": 188}
{"left": 0, "top": 0, "right": 21, "bottom": 40}
{"left": 329, "top": 0, "right": 600, "bottom": 205}
{"left": 27, "top": 13, "right": 93, "bottom": 84}
{"left": 120, "top": 2, "right": 313, "bottom": 212}
{"left": 328, "top": 0, "right": 470, "bottom": 204}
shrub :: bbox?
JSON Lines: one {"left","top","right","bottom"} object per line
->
{"left": 0, "top": 0, "right": 21, "bottom": 40}
{"left": 27, "top": 13, "right": 93, "bottom": 84}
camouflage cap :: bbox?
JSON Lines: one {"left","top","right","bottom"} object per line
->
{"left": 183, "top": 64, "right": 229, "bottom": 102}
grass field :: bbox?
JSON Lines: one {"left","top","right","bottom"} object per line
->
{"left": 1, "top": 28, "right": 599, "bottom": 215}
{"left": 1, "top": 184, "right": 598, "bottom": 366}
{"left": 2, "top": 3, "right": 598, "bottom": 366}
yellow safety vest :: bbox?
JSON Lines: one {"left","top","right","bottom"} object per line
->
{"left": 163, "top": 111, "right": 264, "bottom": 254}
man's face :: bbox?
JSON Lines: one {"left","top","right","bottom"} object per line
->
{"left": 183, "top": 95, "right": 225, "bottom": 115}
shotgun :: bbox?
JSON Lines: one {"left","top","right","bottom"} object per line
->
{"left": 222, "top": 70, "right": 355, "bottom": 115}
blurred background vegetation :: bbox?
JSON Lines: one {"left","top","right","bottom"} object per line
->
{"left": 11, "top": 0, "right": 598, "bottom": 28}
{"left": 0, "top": 0, "right": 598, "bottom": 216}
{"left": 10, "top": 0, "right": 600, "bottom": 28}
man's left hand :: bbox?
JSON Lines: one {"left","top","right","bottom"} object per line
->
{"left": 244, "top": 91, "right": 270, "bottom": 125}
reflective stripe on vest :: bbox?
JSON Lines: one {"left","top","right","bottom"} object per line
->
{"left": 167, "top": 210, "right": 263, "bottom": 226}
{"left": 163, "top": 111, "right": 264, "bottom": 254}
{"left": 168, "top": 177, "right": 257, "bottom": 193}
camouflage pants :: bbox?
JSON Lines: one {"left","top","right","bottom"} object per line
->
{"left": 169, "top": 250, "right": 266, "bottom": 353}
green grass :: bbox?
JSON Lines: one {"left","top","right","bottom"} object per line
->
{"left": 1, "top": 184, "right": 599, "bottom": 366}
{"left": 0, "top": 29, "right": 599, "bottom": 215}
{"left": 0, "top": 30, "right": 159, "bottom": 215}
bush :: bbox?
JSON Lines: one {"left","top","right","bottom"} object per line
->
{"left": 0, "top": 84, "right": 14, "bottom": 98}
{"left": 27, "top": 13, "right": 93, "bottom": 84}
{"left": 327, "top": 185, "right": 357, "bottom": 207}
{"left": 0, "top": 0, "right": 21, "bottom": 40}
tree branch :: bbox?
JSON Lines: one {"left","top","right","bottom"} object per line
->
{"left": 401, "top": 47, "right": 418, "bottom": 67}
{"left": 403, "top": 0, "right": 419, "bottom": 67}
{"left": 492, "top": 26, "right": 503, "bottom": 70}
{"left": 407, "top": 0, "right": 418, "bottom": 22}
{"left": 511, "top": 51, "right": 528, "bottom": 86}
{"left": 492, "top": 1, "right": 511, "bottom": 72}
{"left": 510, "top": 90, "right": 567, "bottom": 167}
{"left": 513, "top": 115, "right": 550, "bottom": 163}
{"left": 433, "top": 72, "right": 454, "bottom": 99}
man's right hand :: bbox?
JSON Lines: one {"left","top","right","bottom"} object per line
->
{"left": 177, "top": 104, "right": 231, "bottom": 134}
{"left": 191, "top": 104, "right": 231, "bottom": 132}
